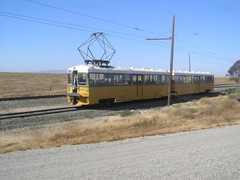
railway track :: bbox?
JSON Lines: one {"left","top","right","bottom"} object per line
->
{"left": 214, "top": 84, "right": 239, "bottom": 88}
{"left": 0, "top": 84, "right": 238, "bottom": 121}
{"left": 0, "top": 106, "right": 81, "bottom": 120}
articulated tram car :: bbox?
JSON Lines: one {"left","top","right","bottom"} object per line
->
{"left": 65, "top": 65, "right": 214, "bottom": 105}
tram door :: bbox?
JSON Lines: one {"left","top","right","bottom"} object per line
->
{"left": 133, "top": 75, "right": 143, "bottom": 99}
{"left": 72, "top": 70, "right": 78, "bottom": 93}
{"left": 194, "top": 76, "right": 200, "bottom": 93}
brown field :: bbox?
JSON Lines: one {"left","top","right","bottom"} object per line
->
{"left": 0, "top": 72, "right": 237, "bottom": 98}
{"left": 0, "top": 72, "right": 67, "bottom": 98}
{"left": 1, "top": 96, "right": 239, "bottom": 154}
{"left": 214, "top": 76, "right": 237, "bottom": 85}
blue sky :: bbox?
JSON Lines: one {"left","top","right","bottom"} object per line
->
{"left": 0, "top": 0, "right": 239, "bottom": 76}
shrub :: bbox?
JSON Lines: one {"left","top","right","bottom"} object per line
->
{"left": 120, "top": 110, "right": 135, "bottom": 117}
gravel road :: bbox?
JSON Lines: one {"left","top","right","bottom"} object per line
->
{"left": 1, "top": 125, "right": 239, "bottom": 179}
{"left": 0, "top": 93, "right": 220, "bottom": 131}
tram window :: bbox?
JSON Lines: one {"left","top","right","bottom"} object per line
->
{"left": 78, "top": 73, "right": 87, "bottom": 85}
{"left": 161, "top": 75, "right": 169, "bottom": 84}
{"left": 161, "top": 75, "right": 166, "bottom": 83}
{"left": 182, "top": 76, "right": 186, "bottom": 83}
{"left": 194, "top": 76, "right": 200, "bottom": 83}
{"left": 119, "top": 74, "right": 124, "bottom": 85}
{"left": 133, "top": 75, "right": 137, "bottom": 84}
{"left": 189, "top": 76, "right": 193, "bottom": 83}
{"left": 89, "top": 73, "right": 104, "bottom": 86}
{"left": 97, "top": 74, "right": 105, "bottom": 85}
{"left": 150, "top": 75, "right": 154, "bottom": 84}
{"left": 90, "top": 73, "right": 113, "bottom": 86}
{"left": 138, "top": 75, "right": 143, "bottom": 84}
{"left": 144, "top": 75, "right": 150, "bottom": 84}
{"left": 153, "top": 75, "right": 160, "bottom": 84}
{"left": 89, "top": 73, "right": 96, "bottom": 85}
{"left": 175, "top": 76, "right": 183, "bottom": 84}
{"left": 107, "top": 74, "right": 114, "bottom": 85}
{"left": 112, "top": 74, "right": 124, "bottom": 85}
{"left": 206, "top": 76, "right": 213, "bottom": 83}
{"left": 185, "top": 76, "right": 192, "bottom": 83}
{"left": 200, "top": 76, "right": 206, "bottom": 83}
{"left": 124, "top": 74, "right": 132, "bottom": 85}
{"left": 144, "top": 75, "right": 157, "bottom": 84}
{"left": 190, "top": 76, "right": 194, "bottom": 83}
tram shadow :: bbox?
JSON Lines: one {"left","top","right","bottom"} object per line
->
{"left": 84, "top": 92, "right": 223, "bottom": 112}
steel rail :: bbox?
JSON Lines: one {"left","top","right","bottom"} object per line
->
{"left": 214, "top": 84, "right": 240, "bottom": 88}
{"left": 0, "top": 106, "right": 82, "bottom": 120}
{"left": 0, "top": 94, "right": 65, "bottom": 101}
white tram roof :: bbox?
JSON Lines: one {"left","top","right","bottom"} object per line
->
{"left": 67, "top": 64, "right": 213, "bottom": 76}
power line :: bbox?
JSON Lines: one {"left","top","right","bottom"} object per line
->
{"left": 27, "top": 0, "right": 233, "bottom": 62}
{"left": 0, "top": 10, "right": 234, "bottom": 64}
{"left": 0, "top": 11, "right": 148, "bottom": 39}
{"left": 108, "top": 34, "right": 170, "bottom": 49}
{"left": 0, "top": 12, "right": 93, "bottom": 33}
{"left": 26, "top": 0, "right": 164, "bottom": 36}
{"left": 175, "top": 37, "right": 234, "bottom": 62}
{"left": 0, "top": 11, "right": 170, "bottom": 49}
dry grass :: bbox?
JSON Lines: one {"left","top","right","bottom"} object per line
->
{"left": 1, "top": 96, "right": 240, "bottom": 154}
{"left": 0, "top": 72, "right": 66, "bottom": 98}
{"left": 214, "top": 76, "right": 237, "bottom": 85}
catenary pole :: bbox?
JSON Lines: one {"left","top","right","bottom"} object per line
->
{"left": 189, "top": 54, "right": 191, "bottom": 72}
{"left": 168, "top": 15, "right": 175, "bottom": 106}
{"left": 146, "top": 15, "right": 175, "bottom": 106}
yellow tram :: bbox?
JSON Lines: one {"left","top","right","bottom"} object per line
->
{"left": 65, "top": 64, "right": 214, "bottom": 106}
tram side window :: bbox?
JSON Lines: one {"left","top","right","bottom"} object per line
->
{"left": 124, "top": 74, "right": 132, "bottom": 85}
{"left": 78, "top": 73, "right": 87, "bottom": 85}
{"left": 154, "top": 75, "right": 161, "bottom": 84}
{"left": 94, "top": 74, "right": 106, "bottom": 85}
{"left": 206, "top": 76, "right": 213, "bottom": 83}
{"left": 90, "top": 73, "right": 132, "bottom": 86}
{"left": 144, "top": 75, "right": 160, "bottom": 84}
{"left": 194, "top": 76, "right": 200, "bottom": 83}
{"left": 113, "top": 74, "right": 123, "bottom": 85}
{"left": 182, "top": 76, "right": 186, "bottom": 83}
{"left": 200, "top": 76, "right": 206, "bottom": 83}
{"left": 138, "top": 75, "right": 143, "bottom": 84}
{"left": 132, "top": 75, "right": 143, "bottom": 84}
{"left": 185, "top": 76, "right": 193, "bottom": 83}
{"left": 161, "top": 75, "right": 169, "bottom": 84}
{"left": 133, "top": 75, "right": 137, "bottom": 84}
{"left": 175, "top": 76, "right": 184, "bottom": 84}
{"left": 144, "top": 75, "right": 152, "bottom": 84}
{"left": 90, "top": 73, "right": 102, "bottom": 86}
{"left": 89, "top": 73, "right": 95, "bottom": 85}
{"left": 107, "top": 74, "right": 114, "bottom": 85}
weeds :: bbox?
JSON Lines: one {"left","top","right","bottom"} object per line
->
{"left": 1, "top": 96, "right": 240, "bottom": 154}
{"left": 225, "top": 88, "right": 240, "bottom": 95}
{"left": 224, "top": 87, "right": 240, "bottom": 99}
{"left": 120, "top": 110, "right": 135, "bottom": 117}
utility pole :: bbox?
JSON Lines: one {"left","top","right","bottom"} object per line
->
{"left": 146, "top": 15, "right": 175, "bottom": 106}
{"left": 189, "top": 54, "right": 191, "bottom": 72}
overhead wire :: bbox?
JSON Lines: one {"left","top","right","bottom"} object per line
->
{"left": 0, "top": 12, "right": 93, "bottom": 33}
{"left": 26, "top": 0, "right": 163, "bottom": 36}
{"left": 26, "top": 0, "right": 234, "bottom": 62}
{"left": 0, "top": 11, "right": 148, "bottom": 39}
{"left": 1, "top": 2, "right": 235, "bottom": 65}
{"left": 175, "top": 37, "right": 233, "bottom": 61}
{"left": 0, "top": 11, "right": 170, "bottom": 49}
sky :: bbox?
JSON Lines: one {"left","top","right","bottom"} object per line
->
{"left": 0, "top": 0, "right": 240, "bottom": 76}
